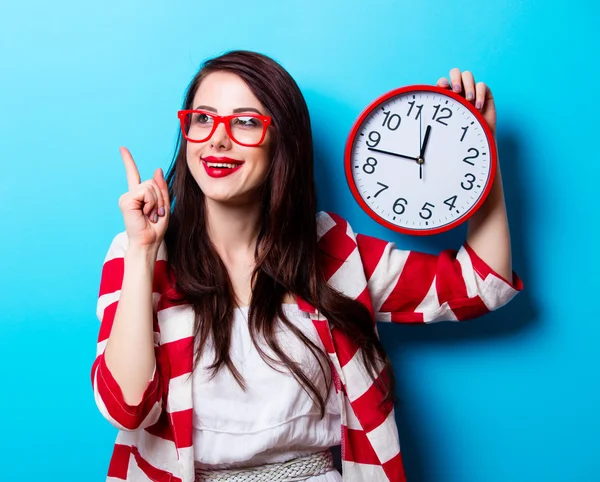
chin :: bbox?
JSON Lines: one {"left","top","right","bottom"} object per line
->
{"left": 205, "top": 193, "right": 239, "bottom": 204}
{"left": 201, "top": 186, "right": 252, "bottom": 205}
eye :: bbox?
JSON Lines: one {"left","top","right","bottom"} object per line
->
{"left": 194, "top": 113, "right": 212, "bottom": 124}
{"left": 232, "top": 116, "right": 261, "bottom": 128}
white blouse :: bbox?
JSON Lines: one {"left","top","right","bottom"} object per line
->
{"left": 192, "top": 304, "right": 342, "bottom": 481}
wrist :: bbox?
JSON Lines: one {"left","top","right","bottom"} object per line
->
{"left": 125, "top": 244, "right": 159, "bottom": 267}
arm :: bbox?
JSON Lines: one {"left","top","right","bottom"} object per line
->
{"left": 316, "top": 211, "right": 520, "bottom": 324}
{"left": 466, "top": 156, "right": 512, "bottom": 281}
{"left": 445, "top": 68, "right": 513, "bottom": 281}
{"left": 357, "top": 230, "right": 521, "bottom": 324}
{"left": 91, "top": 233, "right": 165, "bottom": 431}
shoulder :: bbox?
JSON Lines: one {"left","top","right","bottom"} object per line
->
{"left": 315, "top": 212, "right": 373, "bottom": 286}
{"left": 315, "top": 211, "right": 359, "bottom": 256}
{"left": 315, "top": 211, "right": 392, "bottom": 258}
{"left": 315, "top": 211, "right": 355, "bottom": 239}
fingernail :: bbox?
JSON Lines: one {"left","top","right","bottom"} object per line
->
{"left": 153, "top": 213, "right": 158, "bottom": 223}
{"left": 158, "top": 206, "right": 165, "bottom": 216}
{"left": 441, "top": 79, "right": 450, "bottom": 86}
{"left": 476, "top": 101, "right": 483, "bottom": 109}
{"left": 453, "top": 84, "right": 461, "bottom": 92}
{"left": 466, "top": 92, "right": 474, "bottom": 101}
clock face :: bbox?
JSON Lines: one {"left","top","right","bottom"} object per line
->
{"left": 345, "top": 85, "right": 497, "bottom": 235}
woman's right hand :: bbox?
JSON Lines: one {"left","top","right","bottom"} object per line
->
{"left": 118, "top": 147, "right": 170, "bottom": 251}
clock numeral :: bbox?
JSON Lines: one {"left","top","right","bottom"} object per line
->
{"left": 460, "top": 125, "right": 469, "bottom": 142}
{"left": 366, "top": 131, "right": 381, "bottom": 148}
{"left": 362, "top": 157, "right": 378, "bottom": 174}
{"left": 444, "top": 195, "right": 458, "bottom": 210}
{"left": 463, "top": 147, "right": 480, "bottom": 166}
{"left": 374, "top": 182, "right": 389, "bottom": 198}
{"left": 407, "top": 101, "right": 423, "bottom": 119}
{"left": 393, "top": 198, "right": 408, "bottom": 215}
{"left": 419, "top": 202, "right": 435, "bottom": 220}
{"left": 432, "top": 105, "right": 453, "bottom": 126}
{"left": 461, "top": 173, "right": 476, "bottom": 190}
{"left": 382, "top": 110, "right": 402, "bottom": 131}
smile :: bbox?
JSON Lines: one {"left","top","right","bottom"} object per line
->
{"left": 202, "top": 156, "right": 244, "bottom": 178}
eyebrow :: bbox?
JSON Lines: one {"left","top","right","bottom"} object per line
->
{"left": 194, "top": 105, "right": 264, "bottom": 115}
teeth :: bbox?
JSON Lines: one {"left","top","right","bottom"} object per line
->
{"left": 206, "top": 162, "right": 239, "bottom": 169}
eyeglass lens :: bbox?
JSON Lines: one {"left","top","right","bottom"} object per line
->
{"left": 185, "top": 112, "right": 266, "bottom": 145}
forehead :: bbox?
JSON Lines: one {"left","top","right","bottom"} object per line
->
{"left": 192, "top": 71, "right": 265, "bottom": 114}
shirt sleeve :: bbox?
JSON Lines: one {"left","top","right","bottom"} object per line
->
{"left": 355, "top": 232, "right": 523, "bottom": 323}
{"left": 90, "top": 232, "right": 166, "bottom": 431}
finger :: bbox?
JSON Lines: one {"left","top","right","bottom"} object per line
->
{"left": 152, "top": 169, "right": 165, "bottom": 217}
{"left": 475, "top": 82, "right": 488, "bottom": 110}
{"left": 149, "top": 179, "right": 165, "bottom": 223}
{"left": 437, "top": 77, "right": 451, "bottom": 89}
{"left": 140, "top": 181, "right": 159, "bottom": 219}
{"left": 120, "top": 147, "right": 141, "bottom": 191}
{"left": 449, "top": 68, "right": 462, "bottom": 93}
{"left": 461, "top": 71, "right": 476, "bottom": 102}
{"left": 153, "top": 168, "right": 170, "bottom": 217}
{"left": 147, "top": 180, "right": 164, "bottom": 223}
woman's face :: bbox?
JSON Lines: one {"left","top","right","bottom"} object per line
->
{"left": 186, "top": 71, "right": 273, "bottom": 206}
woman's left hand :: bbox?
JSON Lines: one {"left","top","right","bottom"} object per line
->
{"left": 437, "top": 68, "right": 496, "bottom": 136}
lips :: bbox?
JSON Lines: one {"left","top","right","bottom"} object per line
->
{"left": 201, "top": 156, "right": 244, "bottom": 178}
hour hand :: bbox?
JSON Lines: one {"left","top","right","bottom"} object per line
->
{"left": 367, "top": 147, "right": 419, "bottom": 161}
{"left": 419, "top": 125, "right": 431, "bottom": 159}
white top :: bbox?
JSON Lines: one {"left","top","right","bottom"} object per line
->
{"left": 192, "top": 304, "right": 342, "bottom": 481}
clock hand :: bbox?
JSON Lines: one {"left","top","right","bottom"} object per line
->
{"left": 367, "top": 147, "right": 419, "bottom": 161}
{"left": 418, "top": 113, "right": 423, "bottom": 180}
{"left": 419, "top": 125, "right": 431, "bottom": 159}
{"left": 418, "top": 125, "right": 431, "bottom": 181}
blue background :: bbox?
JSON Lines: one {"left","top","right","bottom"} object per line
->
{"left": 1, "top": 0, "right": 597, "bottom": 480}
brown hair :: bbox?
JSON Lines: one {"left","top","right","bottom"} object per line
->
{"left": 163, "top": 50, "right": 395, "bottom": 415}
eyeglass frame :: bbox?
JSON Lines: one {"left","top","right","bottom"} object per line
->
{"left": 177, "top": 109, "right": 273, "bottom": 147}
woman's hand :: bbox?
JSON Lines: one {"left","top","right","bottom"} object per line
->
{"left": 118, "top": 147, "right": 170, "bottom": 251}
{"left": 437, "top": 68, "right": 496, "bottom": 136}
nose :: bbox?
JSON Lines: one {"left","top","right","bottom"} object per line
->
{"left": 209, "top": 120, "right": 232, "bottom": 149}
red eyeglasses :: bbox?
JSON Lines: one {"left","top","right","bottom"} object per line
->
{"left": 177, "top": 110, "right": 272, "bottom": 147}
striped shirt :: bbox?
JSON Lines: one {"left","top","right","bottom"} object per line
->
{"left": 92, "top": 211, "right": 522, "bottom": 482}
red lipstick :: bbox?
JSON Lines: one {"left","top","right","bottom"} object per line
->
{"left": 201, "top": 156, "right": 244, "bottom": 178}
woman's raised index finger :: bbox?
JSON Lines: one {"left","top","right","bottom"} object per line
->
{"left": 120, "top": 146, "right": 141, "bottom": 190}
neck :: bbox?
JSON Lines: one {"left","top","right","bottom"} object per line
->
{"left": 205, "top": 198, "right": 262, "bottom": 263}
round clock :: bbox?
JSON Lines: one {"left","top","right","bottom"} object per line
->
{"left": 344, "top": 84, "right": 497, "bottom": 235}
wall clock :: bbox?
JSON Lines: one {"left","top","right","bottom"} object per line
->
{"left": 344, "top": 85, "right": 497, "bottom": 235}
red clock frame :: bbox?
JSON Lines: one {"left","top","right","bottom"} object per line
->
{"left": 344, "top": 84, "right": 498, "bottom": 236}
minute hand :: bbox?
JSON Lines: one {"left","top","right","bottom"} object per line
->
{"left": 367, "top": 147, "right": 419, "bottom": 161}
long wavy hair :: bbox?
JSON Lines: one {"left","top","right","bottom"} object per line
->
{"left": 163, "top": 50, "right": 395, "bottom": 415}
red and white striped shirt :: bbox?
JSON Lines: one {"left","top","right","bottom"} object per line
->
{"left": 92, "top": 211, "right": 522, "bottom": 482}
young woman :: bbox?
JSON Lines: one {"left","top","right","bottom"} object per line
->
{"left": 92, "top": 50, "right": 522, "bottom": 482}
